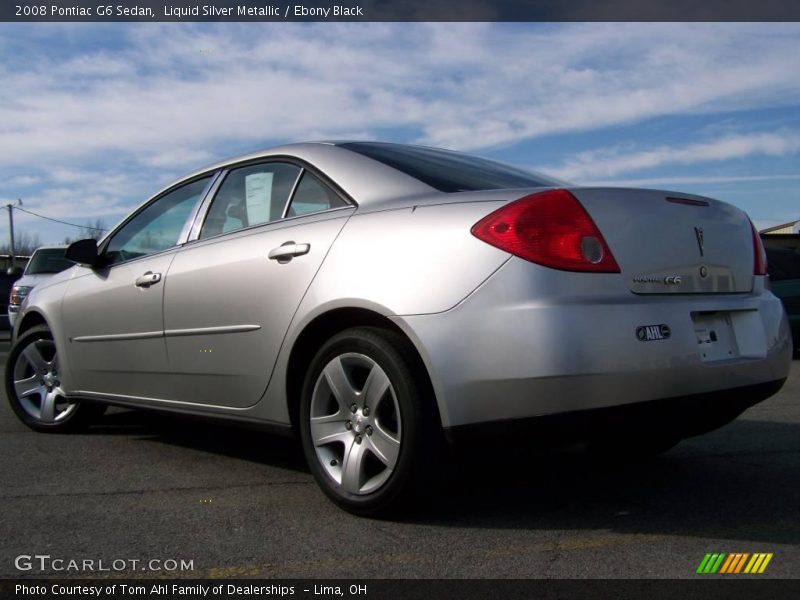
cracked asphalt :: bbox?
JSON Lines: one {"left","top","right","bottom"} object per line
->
{"left": 1, "top": 331, "right": 798, "bottom": 579}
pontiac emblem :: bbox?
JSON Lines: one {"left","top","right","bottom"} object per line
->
{"left": 694, "top": 227, "right": 704, "bottom": 257}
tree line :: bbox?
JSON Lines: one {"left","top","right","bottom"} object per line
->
{"left": 0, "top": 219, "right": 107, "bottom": 256}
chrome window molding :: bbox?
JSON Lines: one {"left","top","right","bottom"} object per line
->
{"left": 183, "top": 205, "right": 355, "bottom": 246}
{"left": 92, "top": 171, "right": 221, "bottom": 271}
{"left": 186, "top": 157, "right": 356, "bottom": 244}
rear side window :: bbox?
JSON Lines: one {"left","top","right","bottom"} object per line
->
{"left": 286, "top": 172, "right": 349, "bottom": 218}
{"left": 339, "top": 142, "right": 563, "bottom": 193}
{"left": 200, "top": 162, "right": 301, "bottom": 239}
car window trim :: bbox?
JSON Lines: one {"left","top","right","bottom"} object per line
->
{"left": 186, "top": 169, "right": 229, "bottom": 241}
{"left": 188, "top": 204, "right": 355, "bottom": 246}
{"left": 187, "top": 157, "right": 356, "bottom": 244}
{"left": 281, "top": 167, "right": 306, "bottom": 219}
{"left": 97, "top": 172, "right": 220, "bottom": 270}
{"left": 177, "top": 170, "right": 223, "bottom": 245}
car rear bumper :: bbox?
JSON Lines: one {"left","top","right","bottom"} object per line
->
{"left": 397, "top": 258, "right": 793, "bottom": 429}
{"left": 443, "top": 378, "right": 786, "bottom": 445}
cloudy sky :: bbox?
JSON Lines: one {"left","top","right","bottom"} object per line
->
{"left": 0, "top": 22, "right": 799, "bottom": 245}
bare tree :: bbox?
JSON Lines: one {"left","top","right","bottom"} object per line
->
{"left": 0, "top": 230, "right": 41, "bottom": 256}
{"left": 77, "top": 218, "right": 108, "bottom": 241}
{"left": 62, "top": 219, "right": 109, "bottom": 244}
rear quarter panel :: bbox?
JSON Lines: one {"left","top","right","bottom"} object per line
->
{"left": 254, "top": 200, "right": 512, "bottom": 424}
{"left": 301, "top": 201, "right": 511, "bottom": 316}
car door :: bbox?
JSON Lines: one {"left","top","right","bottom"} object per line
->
{"left": 162, "top": 162, "right": 354, "bottom": 408}
{"left": 61, "top": 175, "right": 215, "bottom": 400}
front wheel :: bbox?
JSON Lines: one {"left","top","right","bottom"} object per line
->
{"left": 299, "top": 327, "right": 440, "bottom": 516}
{"left": 5, "top": 325, "right": 105, "bottom": 432}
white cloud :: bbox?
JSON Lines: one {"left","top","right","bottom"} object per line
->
{"left": 0, "top": 22, "right": 799, "bottom": 241}
{"left": 546, "top": 132, "right": 800, "bottom": 180}
{"left": 582, "top": 174, "right": 800, "bottom": 187}
{"left": 1, "top": 22, "right": 799, "bottom": 168}
{"left": 3, "top": 175, "right": 40, "bottom": 187}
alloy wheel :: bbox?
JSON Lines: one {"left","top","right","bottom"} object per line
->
{"left": 12, "top": 337, "right": 76, "bottom": 424}
{"left": 309, "top": 352, "right": 402, "bottom": 495}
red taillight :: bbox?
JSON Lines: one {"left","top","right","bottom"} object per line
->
{"left": 470, "top": 189, "right": 621, "bottom": 273}
{"left": 750, "top": 220, "right": 768, "bottom": 276}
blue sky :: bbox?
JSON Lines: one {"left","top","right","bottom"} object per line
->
{"left": 0, "top": 22, "right": 798, "bottom": 245}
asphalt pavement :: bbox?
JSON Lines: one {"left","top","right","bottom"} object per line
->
{"left": 0, "top": 331, "right": 798, "bottom": 579}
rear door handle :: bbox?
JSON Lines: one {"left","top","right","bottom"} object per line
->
{"left": 268, "top": 242, "right": 310, "bottom": 262}
{"left": 135, "top": 272, "right": 162, "bottom": 288}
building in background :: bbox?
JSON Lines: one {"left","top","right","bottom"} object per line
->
{"left": 761, "top": 220, "right": 800, "bottom": 252}
{"left": 761, "top": 219, "right": 800, "bottom": 235}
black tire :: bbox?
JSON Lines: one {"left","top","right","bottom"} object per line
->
{"left": 5, "top": 325, "right": 106, "bottom": 432}
{"left": 299, "top": 326, "right": 442, "bottom": 516}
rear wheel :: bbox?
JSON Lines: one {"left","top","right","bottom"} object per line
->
{"left": 5, "top": 325, "right": 106, "bottom": 432}
{"left": 299, "top": 327, "right": 440, "bottom": 515}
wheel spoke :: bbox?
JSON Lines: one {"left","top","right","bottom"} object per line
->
{"left": 362, "top": 366, "right": 390, "bottom": 413}
{"left": 40, "top": 390, "right": 58, "bottom": 422}
{"left": 22, "top": 343, "right": 48, "bottom": 372}
{"left": 340, "top": 437, "right": 367, "bottom": 494}
{"left": 310, "top": 415, "right": 350, "bottom": 447}
{"left": 367, "top": 426, "right": 400, "bottom": 468}
{"left": 15, "top": 375, "right": 42, "bottom": 399}
{"left": 323, "top": 357, "right": 357, "bottom": 412}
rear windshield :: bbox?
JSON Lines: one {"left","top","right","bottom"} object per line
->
{"left": 339, "top": 142, "right": 563, "bottom": 193}
{"left": 24, "top": 248, "right": 72, "bottom": 275}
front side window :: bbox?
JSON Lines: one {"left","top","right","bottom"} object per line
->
{"left": 199, "top": 163, "right": 301, "bottom": 239}
{"left": 105, "top": 176, "right": 212, "bottom": 265}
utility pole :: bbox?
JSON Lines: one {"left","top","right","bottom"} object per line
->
{"left": 5, "top": 198, "right": 22, "bottom": 272}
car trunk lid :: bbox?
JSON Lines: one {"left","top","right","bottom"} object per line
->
{"left": 569, "top": 188, "right": 754, "bottom": 294}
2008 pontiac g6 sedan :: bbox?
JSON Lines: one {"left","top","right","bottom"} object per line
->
{"left": 6, "top": 142, "right": 792, "bottom": 514}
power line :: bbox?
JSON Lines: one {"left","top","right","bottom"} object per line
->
{"left": 13, "top": 206, "right": 107, "bottom": 232}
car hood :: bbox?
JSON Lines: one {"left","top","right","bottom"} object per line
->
{"left": 15, "top": 268, "right": 76, "bottom": 290}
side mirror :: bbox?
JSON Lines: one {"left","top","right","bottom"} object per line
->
{"left": 65, "top": 239, "right": 100, "bottom": 268}
{"left": 6, "top": 266, "right": 23, "bottom": 279}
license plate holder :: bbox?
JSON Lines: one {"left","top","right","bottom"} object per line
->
{"left": 692, "top": 311, "right": 738, "bottom": 362}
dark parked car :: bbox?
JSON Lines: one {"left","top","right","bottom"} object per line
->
{"left": 7, "top": 246, "right": 71, "bottom": 328}
{"left": 766, "top": 246, "right": 800, "bottom": 357}
{"left": 0, "top": 269, "right": 24, "bottom": 330}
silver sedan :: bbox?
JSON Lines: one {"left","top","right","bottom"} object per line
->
{"left": 5, "top": 142, "right": 792, "bottom": 514}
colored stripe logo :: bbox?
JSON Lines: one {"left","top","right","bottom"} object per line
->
{"left": 696, "top": 553, "right": 773, "bottom": 574}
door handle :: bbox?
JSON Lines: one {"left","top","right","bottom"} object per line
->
{"left": 268, "top": 242, "right": 310, "bottom": 263}
{"left": 135, "top": 272, "right": 162, "bottom": 288}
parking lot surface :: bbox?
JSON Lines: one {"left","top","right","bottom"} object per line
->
{"left": 1, "top": 332, "right": 798, "bottom": 578}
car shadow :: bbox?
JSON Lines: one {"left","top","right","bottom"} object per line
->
{"left": 87, "top": 408, "right": 800, "bottom": 544}
{"left": 412, "top": 418, "right": 800, "bottom": 545}
{"left": 89, "top": 407, "right": 309, "bottom": 473}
